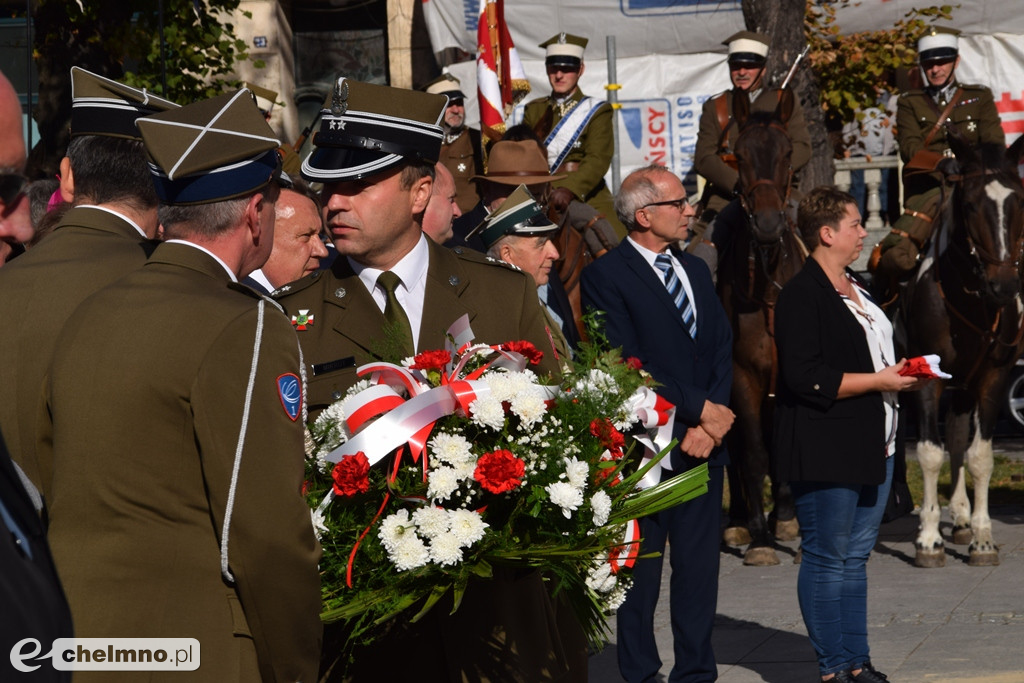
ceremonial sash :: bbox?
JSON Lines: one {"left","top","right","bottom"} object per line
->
{"left": 545, "top": 96, "right": 605, "bottom": 174}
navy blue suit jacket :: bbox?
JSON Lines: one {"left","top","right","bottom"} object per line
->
{"left": 581, "top": 238, "right": 732, "bottom": 469}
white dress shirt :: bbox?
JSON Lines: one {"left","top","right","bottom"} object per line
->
{"left": 350, "top": 233, "right": 430, "bottom": 352}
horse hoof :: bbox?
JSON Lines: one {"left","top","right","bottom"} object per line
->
{"left": 952, "top": 527, "right": 973, "bottom": 545}
{"left": 968, "top": 551, "right": 1000, "bottom": 567}
{"left": 772, "top": 518, "right": 800, "bottom": 542}
{"left": 743, "top": 546, "right": 780, "bottom": 566}
{"left": 915, "top": 549, "right": 946, "bottom": 568}
{"left": 723, "top": 526, "right": 752, "bottom": 547}
{"left": 793, "top": 547, "right": 802, "bottom": 564}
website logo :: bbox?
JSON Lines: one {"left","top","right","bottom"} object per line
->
{"left": 11, "top": 638, "right": 200, "bottom": 672}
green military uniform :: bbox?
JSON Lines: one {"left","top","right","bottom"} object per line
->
{"left": 694, "top": 87, "right": 812, "bottom": 220}
{"left": 43, "top": 243, "right": 322, "bottom": 682}
{"left": 523, "top": 89, "right": 624, "bottom": 236}
{"left": 0, "top": 208, "right": 155, "bottom": 498}
{"left": 275, "top": 236, "right": 562, "bottom": 413}
{"left": 441, "top": 127, "right": 484, "bottom": 213}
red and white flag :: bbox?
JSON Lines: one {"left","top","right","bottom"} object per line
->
{"left": 476, "top": 0, "right": 530, "bottom": 135}
{"left": 899, "top": 354, "right": 952, "bottom": 379}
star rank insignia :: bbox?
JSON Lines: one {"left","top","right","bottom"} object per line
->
{"left": 291, "top": 309, "right": 315, "bottom": 330}
{"left": 457, "top": 162, "right": 467, "bottom": 173}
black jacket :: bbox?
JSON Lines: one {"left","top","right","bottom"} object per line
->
{"left": 772, "top": 257, "right": 887, "bottom": 486}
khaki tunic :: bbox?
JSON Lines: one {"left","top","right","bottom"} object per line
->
{"left": 43, "top": 242, "right": 322, "bottom": 682}
{"left": 0, "top": 207, "right": 156, "bottom": 499}
{"left": 274, "top": 238, "right": 562, "bottom": 413}
{"left": 694, "top": 87, "right": 812, "bottom": 217}
{"left": 523, "top": 89, "right": 624, "bottom": 235}
{"left": 439, "top": 128, "right": 483, "bottom": 214}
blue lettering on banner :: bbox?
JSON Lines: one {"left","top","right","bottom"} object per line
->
{"left": 621, "top": 0, "right": 740, "bottom": 17}
{"left": 618, "top": 97, "right": 674, "bottom": 171}
{"left": 464, "top": 0, "right": 478, "bottom": 32}
{"left": 277, "top": 373, "right": 301, "bottom": 421}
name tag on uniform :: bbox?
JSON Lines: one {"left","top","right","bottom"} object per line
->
{"left": 312, "top": 357, "right": 356, "bottom": 376}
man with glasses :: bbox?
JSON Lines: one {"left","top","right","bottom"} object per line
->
{"left": 0, "top": 68, "right": 178, "bottom": 498}
{"left": 873, "top": 26, "right": 1004, "bottom": 300}
{"left": 582, "top": 164, "right": 734, "bottom": 683}
{"left": 0, "top": 71, "right": 32, "bottom": 266}
{"left": 522, "top": 32, "right": 624, "bottom": 236}
{"left": 424, "top": 73, "right": 483, "bottom": 214}
{"left": 693, "top": 31, "right": 811, "bottom": 255}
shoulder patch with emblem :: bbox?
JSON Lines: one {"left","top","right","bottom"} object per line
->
{"left": 277, "top": 373, "right": 302, "bottom": 421}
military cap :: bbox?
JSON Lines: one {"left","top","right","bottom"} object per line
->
{"left": 301, "top": 76, "right": 447, "bottom": 183}
{"left": 467, "top": 184, "right": 558, "bottom": 250}
{"left": 723, "top": 31, "right": 769, "bottom": 66}
{"left": 244, "top": 81, "right": 278, "bottom": 117}
{"left": 470, "top": 140, "right": 566, "bottom": 185}
{"left": 69, "top": 66, "right": 179, "bottom": 140}
{"left": 136, "top": 89, "right": 281, "bottom": 206}
{"left": 424, "top": 73, "right": 466, "bottom": 102}
{"left": 918, "top": 26, "right": 960, "bottom": 63}
{"left": 540, "top": 33, "right": 588, "bottom": 69}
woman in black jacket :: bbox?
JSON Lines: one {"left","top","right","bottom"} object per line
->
{"left": 774, "top": 187, "right": 925, "bottom": 683}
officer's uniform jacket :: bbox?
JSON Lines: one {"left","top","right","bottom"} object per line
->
{"left": 522, "top": 88, "right": 622, "bottom": 234}
{"left": 42, "top": 242, "right": 322, "bottom": 683}
{"left": 275, "top": 237, "right": 562, "bottom": 413}
{"left": 440, "top": 127, "right": 484, "bottom": 214}
{"left": 0, "top": 206, "right": 156, "bottom": 498}
{"left": 695, "top": 87, "right": 812, "bottom": 217}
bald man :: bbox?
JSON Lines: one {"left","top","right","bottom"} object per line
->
{"left": 0, "top": 71, "right": 32, "bottom": 265}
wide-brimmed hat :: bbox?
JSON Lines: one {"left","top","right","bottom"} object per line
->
{"left": 136, "top": 89, "right": 281, "bottom": 206}
{"left": 69, "top": 66, "right": 179, "bottom": 140}
{"left": 471, "top": 140, "right": 566, "bottom": 185}
{"left": 466, "top": 184, "right": 559, "bottom": 250}
{"left": 301, "top": 77, "right": 447, "bottom": 183}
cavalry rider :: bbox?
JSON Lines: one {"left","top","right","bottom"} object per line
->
{"left": 522, "top": 32, "right": 624, "bottom": 236}
{"left": 873, "top": 26, "right": 1004, "bottom": 301}
{"left": 692, "top": 30, "right": 812, "bottom": 269}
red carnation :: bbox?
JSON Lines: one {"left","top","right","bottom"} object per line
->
{"left": 332, "top": 452, "right": 371, "bottom": 497}
{"left": 624, "top": 356, "right": 643, "bottom": 370}
{"left": 473, "top": 449, "right": 526, "bottom": 494}
{"left": 502, "top": 340, "right": 543, "bottom": 366}
{"left": 410, "top": 349, "right": 452, "bottom": 371}
{"left": 590, "top": 418, "right": 626, "bottom": 455}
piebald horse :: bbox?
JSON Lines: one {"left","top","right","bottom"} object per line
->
{"left": 902, "top": 134, "right": 1024, "bottom": 567}
{"left": 715, "top": 92, "right": 805, "bottom": 565}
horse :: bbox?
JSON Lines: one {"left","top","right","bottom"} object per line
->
{"left": 714, "top": 91, "right": 806, "bottom": 566}
{"left": 902, "top": 133, "right": 1024, "bottom": 567}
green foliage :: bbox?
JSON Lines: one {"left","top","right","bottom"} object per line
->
{"left": 806, "top": 1, "right": 957, "bottom": 128}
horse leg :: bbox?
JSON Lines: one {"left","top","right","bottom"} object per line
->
{"left": 915, "top": 381, "right": 946, "bottom": 567}
{"left": 966, "top": 395, "right": 1000, "bottom": 566}
{"left": 769, "top": 481, "right": 799, "bottom": 541}
{"left": 945, "top": 390, "right": 974, "bottom": 546}
{"left": 731, "top": 369, "right": 779, "bottom": 566}
{"left": 723, "top": 461, "right": 752, "bottom": 546}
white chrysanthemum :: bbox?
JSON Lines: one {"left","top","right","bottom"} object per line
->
{"left": 591, "top": 490, "right": 612, "bottom": 527}
{"left": 310, "top": 507, "right": 328, "bottom": 540}
{"left": 428, "top": 532, "right": 464, "bottom": 566}
{"left": 448, "top": 508, "right": 488, "bottom": 547}
{"left": 606, "top": 582, "right": 629, "bottom": 610}
{"left": 563, "top": 457, "right": 589, "bottom": 489}
{"left": 487, "top": 370, "right": 538, "bottom": 402}
{"left": 469, "top": 395, "right": 506, "bottom": 431}
{"left": 546, "top": 482, "right": 584, "bottom": 519}
{"left": 510, "top": 392, "right": 547, "bottom": 428}
{"left": 411, "top": 506, "right": 450, "bottom": 539}
{"left": 427, "top": 466, "right": 461, "bottom": 502}
{"left": 429, "top": 433, "right": 475, "bottom": 468}
{"left": 345, "top": 378, "right": 374, "bottom": 399}
{"left": 390, "top": 536, "right": 431, "bottom": 571}
{"left": 574, "top": 369, "right": 618, "bottom": 397}
{"left": 378, "top": 509, "right": 413, "bottom": 552}
{"left": 586, "top": 561, "right": 617, "bottom": 593}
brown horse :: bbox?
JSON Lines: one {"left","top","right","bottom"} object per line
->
{"left": 714, "top": 92, "right": 805, "bottom": 565}
{"left": 902, "top": 134, "right": 1024, "bottom": 567}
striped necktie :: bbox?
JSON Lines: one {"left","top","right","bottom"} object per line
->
{"left": 654, "top": 253, "right": 697, "bottom": 339}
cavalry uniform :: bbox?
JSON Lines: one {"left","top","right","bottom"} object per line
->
{"left": 425, "top": 73, "right": 484, "bottom": 213}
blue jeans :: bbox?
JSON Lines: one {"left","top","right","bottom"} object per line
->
{"left": 791, "top": 456, "right": 893, "bottom": 676}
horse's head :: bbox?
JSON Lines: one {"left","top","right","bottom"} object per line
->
{"left": 733, "top": 91, "right": 794, "bottom": 244}
{"left": 944, "top": 132, "right": 1024, "bottom": 306}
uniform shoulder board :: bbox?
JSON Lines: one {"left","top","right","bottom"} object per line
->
{"left": 450, "top": 245, "right": 524, "bottom": 273}
{"left": 958, "top": 83, "right": 991, "bottom": 93}
{"left": 271, "top": 270, "right": 324, "bottom": 299}
{"left": 228, "top": 282, "right": 263, "bottom": 300}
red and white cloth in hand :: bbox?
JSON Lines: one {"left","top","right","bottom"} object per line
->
{"left": 899, "top": 354, "right": 952, "bottom": 379}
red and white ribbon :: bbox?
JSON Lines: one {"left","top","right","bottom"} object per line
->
{"left": 625, "top": 386, "right": 677, "bottom": 490}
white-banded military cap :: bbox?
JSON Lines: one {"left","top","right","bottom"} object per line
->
{"left": 466, "top": 184, "right": 558, "bottom": 250}
{"left": 244, "top": 81, "right": 278, "bottom": 117}
{"left": 540, "top": 33, "right": 588, "bottom": 69}
{"left": 918, "top": 26, "right": 959, "bottom": 63}
{"left": 724, "top": 31, "right": 769, "bottom": 66}
{"left": 69, "top": 66, "right": 179, "bottom": 140}
{"left": 301, "top": 77, "right": 448, "bottom": 183}
{"left": 424, "top": 73, "right": 466, "bottom": 102}
{"left": 136, "top": 89, "right": 281, "bottom": 206}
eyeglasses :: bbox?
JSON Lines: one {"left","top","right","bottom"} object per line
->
{"left": 0, "top": 173, "right": 28, "bottom": 207}
{"left": 641, "top": 197, "right": 689, "bottom": 211}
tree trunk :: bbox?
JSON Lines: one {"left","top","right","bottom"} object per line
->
{"left": 741, "top": 0, "right": 832, "bottom": 194}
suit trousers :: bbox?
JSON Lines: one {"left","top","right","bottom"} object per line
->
{"left": 617, "top": 465, "right": 724, "bottom": 683}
